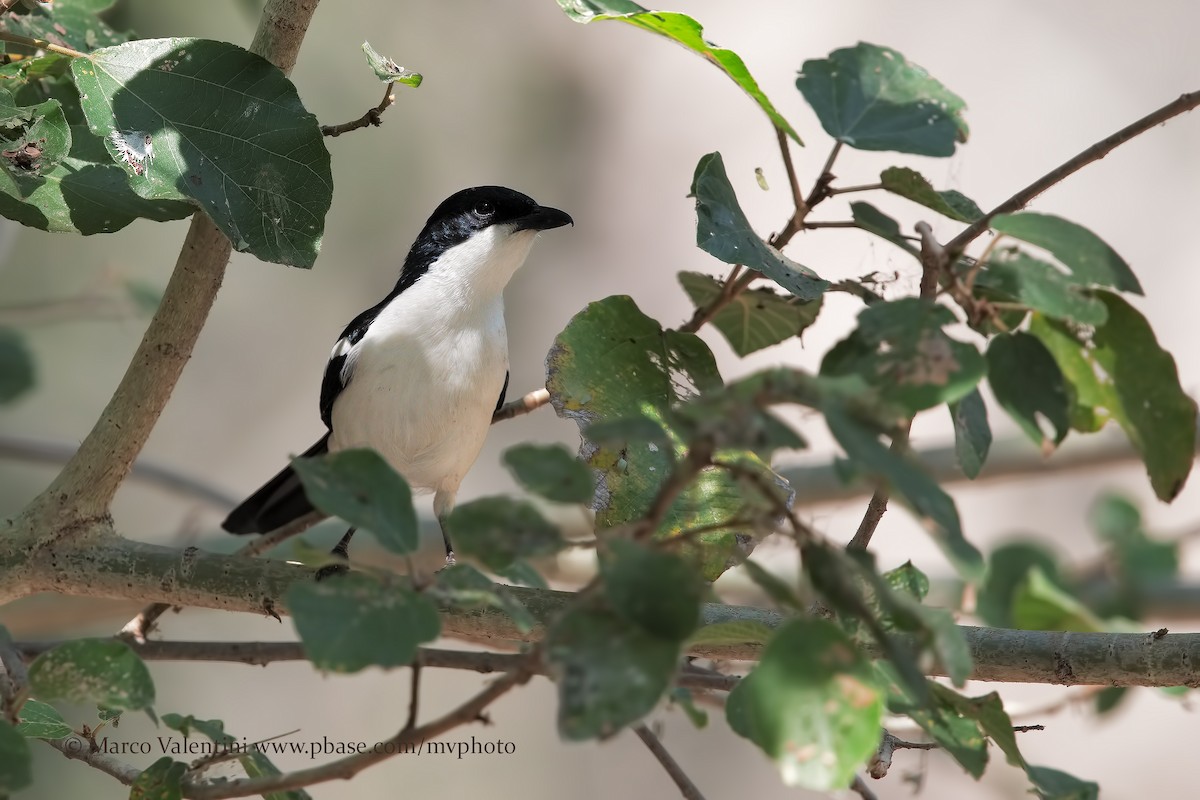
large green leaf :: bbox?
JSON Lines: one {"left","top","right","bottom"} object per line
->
{"left": 975, "top": 250, "right": 1108, "bottom": 325}
{"left": 727, "top": 618, "right": 883, "bottom": 790}
{"left": 445, "top": 496, "right": 564, "bottom": 571}
{"left": 286, "top": 573, "right": 440, "bottom": 672}
{"left": 825, "top": 406, "right": 982, "bottom": 579}
{"left": 796, "top": 42, "right": 968, "bottom": 156}
{"left": 0, "top": 327, "right": 35, "bottom": 404}
{"left": 0, "top": 720, "right": 32, "bottom": 793}
{"left": 678, "top": 271, "right": 822, "bottom": 356}
{"left": 547, "top": 295, "right": 777, "bottom": 579}
{"left": 28, "top": 639, "right": 155, "bottom": 712}
{"left": 821, "top": 298, "right": 986, "bottom": 415}
{"left": 556, "top": 0, "right": 799, "bottom": 141}
{"left": 72, "top": 38, "right": 332, "bottom": 267}
{"left": 879, "top": 166, "right": 982, "bottom": 222}
{"left": 291, "top": 449, "right": 418, "bottom": 555}
{"left": 691, "top": 152, "right": 827, "bottom": 300}
{"left": 546, "top": 605, "right": 680, "bottom": 740}
{"left": 991, "top": 213, "right": 1142, "bottom": 295}
{"left": 1031, "top": 297, "right": 1196, "bottom": 501}
{"left": 986, "top": 332, "right": 1070, "bottom": 449}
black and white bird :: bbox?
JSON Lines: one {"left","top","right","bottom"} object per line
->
{"left": 222, "top": 186, "right": 573, "bottom": 565}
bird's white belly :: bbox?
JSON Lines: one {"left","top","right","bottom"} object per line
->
{"left": 327, "top": 314, "right": 507, "bottom": 495}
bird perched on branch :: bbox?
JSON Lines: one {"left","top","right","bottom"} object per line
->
{"left": 223, "top": 186, "right": 573, "bottom": 566}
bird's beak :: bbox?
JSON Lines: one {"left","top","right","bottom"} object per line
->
{"left": 514, "top": 205, "right": 573, "bottom": 232}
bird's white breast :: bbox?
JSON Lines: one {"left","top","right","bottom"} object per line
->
{"left": 326, "top": 275, "right": 509, "bottom": 496}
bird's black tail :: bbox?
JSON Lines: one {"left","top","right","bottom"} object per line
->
{"left": 222, "top": 434, "right": 330, "bottom": 535}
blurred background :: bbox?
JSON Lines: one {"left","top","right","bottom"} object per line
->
{"left": 2, "top": 0, "right": 1200, "bottom": 797}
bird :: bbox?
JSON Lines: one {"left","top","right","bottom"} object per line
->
{"left": 222, "top": 186, "right": 573, "bottom": 568}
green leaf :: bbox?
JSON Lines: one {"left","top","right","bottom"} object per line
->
{"left": 1089, "top": 293, "right": 1196, "bottom": 500}
{"left": 360, "top": 41, "right": 422, "bottom": 86}
{"left": 796, "top": 42, "right": 968, "bottom": 156}
{"left": 976, "top": 541, "right": 1062, "bottom": 628}
{"left": 556, "top": 0, "right": 799, "bottom": 142}
{"left": 948, "top": 388, "right": 991, "bottom": 479}
{"left": 726, "top": 618, "right": 883, "bottom": 790}
{"left": 850, "top": 201, "right": 919, "bottom": 257}
{"left": 986, "top": 332, "right": 1070, "bottom": 449}
{"left": 881, "top": 671, "right": 987, "bottom": 777}
{"left": 691, "top": 152, "right": 827, "bottom": 300}
{"left": 1011, "top": 568, "right": 1105, "bottom": 632}
{"left": 678, "top": 271, "right": 822, "bottom": 356}
{"left": 0, "top": 327, "right": 34, "bottom": 404}
{"left": 672, "top": 376, "right": 808, "bottom": 457}
{"left": 879, "top": 167, "right": 982, "bottom": 222}
{"left": 444, "top": 496, "right": 563, "bottom": 572}
{"left": 286, "top": 573, "right": 440, "bottom": 672}
{"left": 1, "top": 1, "right": 128, "bottom": 54}
{"left": 822, "top": 298, "right": 985, "bottom": 414}
{"left": 161, "top": 714, "right": 234, "bottom": 745}
{"left": 28, "top": 639, "right": 155, "bottom": 712}
{"left": 547, "top": 605, "right": 680, "bottom": 740}
{"left": 0, "top": 89, "right": 71, "bottom": 197}
{"left": 291, "top": 449, "right": 418, "bottom": 555}
{"left": 128, "top": 757, "right": 186, "bottom": 800}
{"left": 546, "top": 295, "right": 766, "bottom": 580}
{"left": 669, "top": 687, "right": 709, "bottom": 728}
{"left": 0, "top": 720, "right": 32, "bottom": 793}
{"left": 686, "top": 619, "right": 774, "bottom": 648}
{"left": 1089, "top": 494, "right": 1178, "bottom": 618}
{"left": 601, "top": 540, "right": 703, "bottom": 641}
{"left": 825, "top": 406, "right": 982, "bottom": 580}
{"left": 991, "top": 212, "right": 1142, "bottom": 295}
{"left": 1094, "top": 686, "right": 1128, "bottom": 715}
{"left": 72, "top": 38, "right": 332, "bottom": 267}
{"left": 0, "top": 122, "right": 193, "bottom": 234}
{"left": 976, "top": 250, "right": 1108, "bottom": 325}
{"left": 431, "top": 564, "right": 536, "bottom": 633}
{"left": 15, "top": 698, "right": 73, "bottom": 740}
{"left": 502, "top": 443, "right": 594, "bottom": 504}
{"left": 739, "top": 559, "right": 804, "bottom": 611}
{"left": 1026, "top": 766, "right": 1100, "bottom": 800}
{"left": 495, "top": 559, "right": 548, "bottom": 590}
{"left": 882, "top": 561, "right": 929, "bottom": 602}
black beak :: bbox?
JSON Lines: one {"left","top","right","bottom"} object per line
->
{"left": 515, "top": 205, "right": 573, "bottom": 232}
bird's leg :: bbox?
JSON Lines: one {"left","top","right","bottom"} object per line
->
{"left": 433, "top": 489, "right": 456, "bottom": 567}
{"left": 314, "top": 526, "right": 357, "bottom": 581}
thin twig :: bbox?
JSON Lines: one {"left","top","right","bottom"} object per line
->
{"left": 0, "top": 435, "right": 241, "bottom": 512}
{"left": 633, "top": 723, "right": 708, "bottom": 800}
{"left": 404, "top": 663, "right": 421, "bottom": 731}
{"left": 321, "top": 81, "right": 397, "bottom": 137}
{"left": 828, "top": 182, "right": 883, "bottom": 195}
{"left": 946, "top": 89, "right": 1200, "bottom": 256}
{"left": 801, "top": 220, "right": 858, "bottom": 229}
{"left": 491, "top": 388, "right": 550, "bottom": 423}
{"left": 184, "top": 664, "right": 535, "bottom": 799}
{"left": 776, "top": 126, "right": 806, "bottom": 218}
{"left": 850, "top": 775, "right": 879, "bottom": 800}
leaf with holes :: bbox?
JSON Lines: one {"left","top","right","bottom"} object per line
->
{"left": 72, "top": 38, "right": 332, "bottom": 266}
{"left": 361, "top": 41, "right": 422, "bottom": 86}
{"left": 692, "top": 152, "right": 827, "bottom": 300}
{"left": 556, "top": 0, "right": 799, "bottom": 141}
{"left": 879, "top": 166, "right": 982, "bottom": 222}
{"left": 679, "top": 271, "right": 822, "bottom": 356}
{"left": 0, "top": 0, "right": 128, "bottom": 54}
{"left": 0, "top": 88, "right": 71, "bottom": 198}
{"left": 796, "top": 42, "right": 968, "bottom": 156}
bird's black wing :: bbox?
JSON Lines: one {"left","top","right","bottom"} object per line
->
{"left": 495, "top": 370, "right": 509, "bottom": 414}
{"left": 319, "top": 300, "right": 388, "bottom": 428}
{"left": 222, "top": 433, "right": 330, "bottom": 534}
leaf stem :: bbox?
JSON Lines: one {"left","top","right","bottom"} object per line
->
{"left": 0, "top": 30, "right": 87, "bottom": 59}
{"left": 828, "top": 182, "right": 883, "bottom": 196}
{"left": 321, "top": 80, "right": 398, "bottom": 137}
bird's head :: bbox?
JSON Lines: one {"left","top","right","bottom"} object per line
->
{"left": 398, "top": 186, "right": 572, "bottom": 296}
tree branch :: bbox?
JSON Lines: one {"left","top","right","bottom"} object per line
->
{"left": 491, "top": 388, "right": 550, "bottom": 423}
{"left": 321, "top": 81, "right": 397, "bottom": 137}
{"left": 42, "top": 736, "right": 143, "bottom": 785}
{"left": 946, "top": 89, "right": 1200, "bottom": 256}
{"left": 634, "top": 723, "right": 708, "bottom": 800}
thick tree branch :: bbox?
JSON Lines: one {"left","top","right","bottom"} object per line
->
{"left": 946, "top": 89, "right": 1200, "bottom": 256}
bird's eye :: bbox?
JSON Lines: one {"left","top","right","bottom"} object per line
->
{"left": 473, "top": 201, "right": 495, "bottom": 218}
